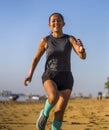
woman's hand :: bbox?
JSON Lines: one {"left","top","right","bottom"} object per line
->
{"left": 24, "top": 76, "right": 32, "bottom": 86}
{"left": 76, "top": 39, "right": 85, "bottom": 53}
{"left": 70, "top": 36, "right": 86, "bottom": 59}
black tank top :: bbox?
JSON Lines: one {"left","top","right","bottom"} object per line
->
{"left": 45, "top": 34, "right": 72, "bottom": 72}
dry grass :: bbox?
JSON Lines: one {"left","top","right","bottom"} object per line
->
{"left": 0, "top": 99, "right": 109, "bottom": 130}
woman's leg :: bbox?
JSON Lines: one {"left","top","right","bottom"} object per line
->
{"left": 44, "top": 80, "right": 59, "bottom": 105}
{"left": 36, "top": 80, "right": 59, "bottom": 130}
{"left": 52, "top": 89, "right": 72, "bottom": 130}
{"left": 43, "top": 80, "right": 59, "bottom": 117}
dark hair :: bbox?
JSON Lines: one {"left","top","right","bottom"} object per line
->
{"left": 49, "top": 12, "right": 64, "bottom": 23}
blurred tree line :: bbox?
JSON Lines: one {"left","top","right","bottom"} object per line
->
{"left": 105, "top": 77, "right": 109, "bottom": 94}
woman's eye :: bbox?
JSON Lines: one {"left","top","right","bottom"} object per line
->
{"left": 52, "top": 20, "right": 62, "bottom": 23}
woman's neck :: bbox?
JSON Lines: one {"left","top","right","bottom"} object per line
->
{"left": 52, "top": 32, "right": 64, "bottom": 38}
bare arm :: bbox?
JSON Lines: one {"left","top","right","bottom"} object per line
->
{"left": 69, "top": 36, "right": 86, "bottom": 59}
{"left": 24, "top": 37, "right": 47, "bottom": 86}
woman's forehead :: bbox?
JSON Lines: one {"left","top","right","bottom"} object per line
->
{"left": 50, "top": 14, "right": 62, "bottom": 20}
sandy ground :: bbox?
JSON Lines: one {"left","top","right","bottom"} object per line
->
{"left": 0, "top": 98, "right": 109, "bottom": 130}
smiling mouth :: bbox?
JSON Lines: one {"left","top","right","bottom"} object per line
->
{"left": 54, "top": 26, "right": 60, "bottom": 29}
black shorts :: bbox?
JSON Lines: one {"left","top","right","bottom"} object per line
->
{"left": 42, "top": 70, "right": 74, "bottom": 91}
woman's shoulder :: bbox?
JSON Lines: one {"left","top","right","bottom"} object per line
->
{"left": 40, "top": 35, "right": 51, "bottom": 43}
{"left": 68, "top": 35, "right": 77, "bottom": 41}
{"left": 39, "top": 36, "right": 48, "bottom": 49}
{"left": 39, "top": 35, "right": 53, "bottom": 49}
{"left": 64, "top": 34, "right": 70, "bottom": 37}
{"left": 63, "top": 34, "right": 76, "bottom": 41}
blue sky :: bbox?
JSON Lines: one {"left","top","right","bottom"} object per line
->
{"left": 0, "top": 0, "right": 109, "bottom": 97}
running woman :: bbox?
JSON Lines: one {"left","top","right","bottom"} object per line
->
{"left": 24, "top": 12, "right": 86, "bottom": 130}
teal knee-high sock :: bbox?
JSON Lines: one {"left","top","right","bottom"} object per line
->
{"left": 43, "top": 99, "right": 54, "bottom": 117}
{"left": 52, "top": 119, "right": 62, "bottom": 130}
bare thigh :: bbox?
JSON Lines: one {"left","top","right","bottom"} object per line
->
{"left": 43, "top": 80, "right": 59, "bottom": 104}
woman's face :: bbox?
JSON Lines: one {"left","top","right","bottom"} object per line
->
{"left": 48, "top": 14, "right": 65, "bottom": 33}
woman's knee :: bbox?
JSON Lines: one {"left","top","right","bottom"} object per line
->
{"left": 44, "top": 80, "right": 59, "bottom": 104}
{"left": 48, "top": 92, "right": 59, "bottom": 104}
